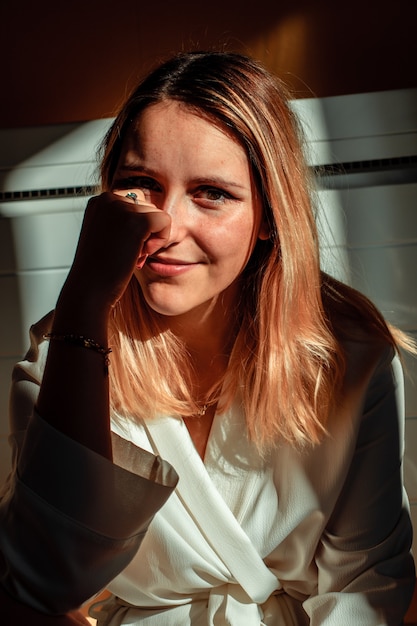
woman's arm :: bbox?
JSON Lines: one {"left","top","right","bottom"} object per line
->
{"left": 36, "top": 190, "right": 170, "bottom": 458}
{"left": 1, "top": 320, "right": 177, "bottom": 615}
{"left": 0, "top": 191, "right": 175, "bottom": 615}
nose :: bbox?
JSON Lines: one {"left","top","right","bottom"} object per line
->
{"left": 159, "top": 191, "right": 189, "bottom": 244}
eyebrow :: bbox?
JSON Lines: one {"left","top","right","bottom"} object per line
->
{"left": 117, "top": 164, "right": 249, "bottom": 191}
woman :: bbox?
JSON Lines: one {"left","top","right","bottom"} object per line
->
{"left": 0, "top": 51, "right": 415, "bottom": 625}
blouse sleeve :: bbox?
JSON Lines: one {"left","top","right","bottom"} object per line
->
{"left": 0, "top": 317, "right": 178, "bottom": 615}
{"left": 303, "top": 349, "right": 415, "bottom": 625}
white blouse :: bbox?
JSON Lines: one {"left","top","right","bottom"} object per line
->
{"left": 0, "top": 313, "right": 415, "bottom": 625}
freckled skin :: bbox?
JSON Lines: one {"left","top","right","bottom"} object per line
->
{"left": 113, "top": 101, "right": 268, "bottom": 331}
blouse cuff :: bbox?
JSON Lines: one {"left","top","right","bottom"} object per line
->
{"left": 15, "top": 411, "right": 178, "bottom": 539}
{"left": 0, "top": 412, "right": 178, "bottom": 614}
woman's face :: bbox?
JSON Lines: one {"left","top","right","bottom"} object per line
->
{"left": 113, "top": 101, "right": 268, "bottom": 322}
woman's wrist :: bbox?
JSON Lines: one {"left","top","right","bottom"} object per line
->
{"left": 52, "top": 280, "right": 112, "bottom": 341}
{"left": 43, "top": 332, "right": 112, "bottom": 374}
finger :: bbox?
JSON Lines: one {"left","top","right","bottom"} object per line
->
{"left": 113, "top": 190, "right": 172, "bottom": 259}
{"left": 112, "top": 188, "right": 147, "bottom": 205}
{"left": 100, "top": 190, "right": 172, "bottom": 268}
{"left": 112, "top": 188, "right": 158, "bottom": 212}
{"left": 140, "top": 211, "right": 172, "bottom": 260}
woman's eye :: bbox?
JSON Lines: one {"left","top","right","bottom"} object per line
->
{"left": 117, "top": 176, "right": 162, "bottom": 193}
{"left": 195, "top": 186, "right": 234, "bottom": 203}
{"left": 138, "top": 177, "right": 162, "bottom": 192}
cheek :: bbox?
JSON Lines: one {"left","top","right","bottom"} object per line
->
{"left": 205, "top": 212, "right": 257, "bottom": 247}
{"left": 205, "top": 215, "right": 257, "bottom": 271}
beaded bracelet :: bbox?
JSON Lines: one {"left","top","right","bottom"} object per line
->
{"left": 43, "top": 332, "right": 112, "bottom": 373}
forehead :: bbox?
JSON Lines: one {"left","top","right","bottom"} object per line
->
{"left": 121, "top": 101, "right": 247, "bottom": 163}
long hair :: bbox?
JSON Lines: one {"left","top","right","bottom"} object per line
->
{"left": 99, "top": 51, "right": 410, "bottom": 449}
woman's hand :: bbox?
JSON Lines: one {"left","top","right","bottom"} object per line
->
{"left": 37, "top": 190, "right": 171, "bottom": 457}
{"left": 63, "top": 190, "right": 171, "bottom": 314}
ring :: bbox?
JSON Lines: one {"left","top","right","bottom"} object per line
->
{"left": 125, "top": 192, "right": 138, "bottom": 203}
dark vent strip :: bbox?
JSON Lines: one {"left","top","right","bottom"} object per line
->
{"left": 314, "top": 154, "right": 417, "bottom": 177}
{"left": 0, "top": 185, "right": 96, "bottom": 202}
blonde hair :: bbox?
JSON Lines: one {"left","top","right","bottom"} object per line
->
{"left": 99, "top": 51, "right": 412, "bottom": 449}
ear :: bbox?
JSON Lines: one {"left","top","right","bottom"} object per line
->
{"left": 257, "top": 216, "right": 270, "bottom": 241}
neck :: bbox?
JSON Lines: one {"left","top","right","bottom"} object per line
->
{"left": 169, "top": 312, "right": 235, "bottom": 405}
{"left": 154, "top": 289, "right": 240, "bottom": 402}
{"left": 159, "top": 293, "right": 238, "bottom": 357}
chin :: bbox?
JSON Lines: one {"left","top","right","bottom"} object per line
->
{"left": 135, "top": 281, "right": 203, "bottom": 317}
{"left": 146, "top": 300, "right": 204, "bottom": 318}
{"left": 138, "top": 290, "right": 196, "bottom": 317}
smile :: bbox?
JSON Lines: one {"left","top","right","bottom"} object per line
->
{"left": 143, "top": 256, "right": 198, "bottom": 277}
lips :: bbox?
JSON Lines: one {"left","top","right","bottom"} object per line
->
{"left": 144, "top": 255, "right": 197, "bottom": 277}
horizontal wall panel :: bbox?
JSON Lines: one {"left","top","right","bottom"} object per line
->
{"left": 320, "top": 243, "right": 417, "bottom": 331}
{"left": 292, "top": 88, "right": 417, "bottom": 144}
{"left": 317, "top": 184, "right": 417, "bottom": 247}
{"left": 346, "top": 245, "right": 417, "bottom": 330}
{"left": 9, "top": 210, "right": 83, "bottom": 271}
{"left": 340, "top": 184, "right": 417, "bottom": 246}
{"left": 293, "top": 88, "right": 417, "bottom": 166}
{"left": 0, "top": 119, "right": 110, "bottom": 168}
{"left": 0, "top": 163, "right": 97, "bottom": 196}
{"left": 0, "top": 196, "right": 91, "bottom": 219}
{"left": 0, "top": 270, "right": 68, "bottom": 357}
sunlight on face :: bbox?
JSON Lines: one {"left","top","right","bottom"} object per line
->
{"left": 114, "top": 101, "right": 268, "bottom": 324}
